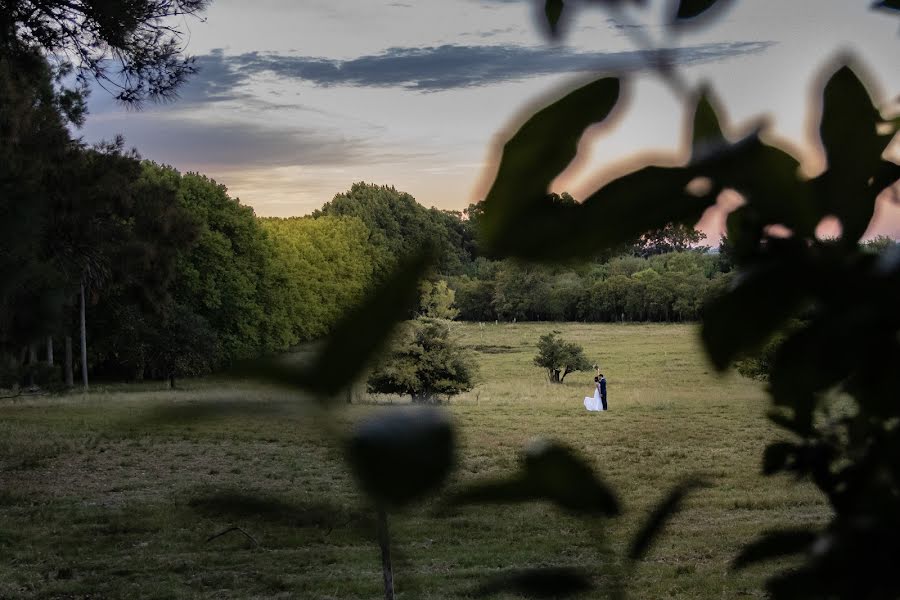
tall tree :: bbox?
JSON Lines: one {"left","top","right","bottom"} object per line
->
{"left": 0, "top": 0, "right": 209, "bottom": 104}
{"left": 367, "top": 318, "right": 476, "bottom": 404}
{"left": 315, "top": 183, "right": 476, "bottom": 279}
{"left": 0, "top": 45, "right": 75, "bottom": 375}
{"left": 632, "top": 223, "right": 708, "bottom": 258}
{"left": 533, "top": 331, "right": 592, "bottom": 383}
{"left": 261, "top": 215, "right": 376, "bottom": 342}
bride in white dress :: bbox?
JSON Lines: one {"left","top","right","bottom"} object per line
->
{"left": 584, "top": 375, "right": 605, "bottom": 412}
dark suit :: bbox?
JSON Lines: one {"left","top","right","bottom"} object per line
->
{"left": 599, "top": 377, "right": 607, "bottom": 410}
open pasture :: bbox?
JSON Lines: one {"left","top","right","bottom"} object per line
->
{"left": 0, "top": 323, "right": 827, "bottom": 599}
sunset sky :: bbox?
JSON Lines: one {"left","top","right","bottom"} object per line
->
{"left": 79, "top": 0, "right": 900, "bottom": 239}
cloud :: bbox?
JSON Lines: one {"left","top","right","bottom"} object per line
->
{"left": 459, "top": 26, "right": 527, "bottom": 38}
{"left": 80, "top": 115, "right": 368, "bottom": 169}
{"left": 85, "top": 40, "right": 774, "bottom": 114}
{"left": 220, "top": 41, "right": 773, "bottom": 92}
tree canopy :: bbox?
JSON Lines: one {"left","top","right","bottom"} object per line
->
{"left": 1, "top": 0, "right": 209, "bottom": 104}
{"left": 533, "top": 331, "right": 592, "bottom": 383}
{"left": 314, "top": 182, "right": 477, "bottom": 279}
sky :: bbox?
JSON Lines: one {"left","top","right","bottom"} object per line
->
{"left": 79, "top": 0, "right": 900, "bottom": 239}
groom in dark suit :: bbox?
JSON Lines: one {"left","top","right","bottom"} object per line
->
{"left": 598, "top": 374, "right": 607, "bottom": 411}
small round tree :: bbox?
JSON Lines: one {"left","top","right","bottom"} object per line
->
{"left": 367, "top": 318, "right": 476, "bottom": 404}
{"left": 534, "top": 331, "right": 592, "bottom": 383}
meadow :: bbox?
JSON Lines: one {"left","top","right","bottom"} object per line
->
{"left": 0, "top": 323, "right": 828, "bottom": 599}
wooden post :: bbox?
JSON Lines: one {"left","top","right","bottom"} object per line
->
{"left": 376, "top": 507, "right": 395, "bottom": 600}
{"left": 79, "top": 282, "right": 88, "bottom": 392}
{"left": 47, "top": 336, "right": 54, "bottom": 367}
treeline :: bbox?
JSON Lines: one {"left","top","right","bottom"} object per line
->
{"left": 448, "top": 253, "right": 733, "bottom": 323}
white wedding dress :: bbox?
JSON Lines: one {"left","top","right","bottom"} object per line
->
{"left": 584, "top": 388, "right": 605, "bottom": 411}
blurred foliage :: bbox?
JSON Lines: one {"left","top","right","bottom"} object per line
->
{"left": 475, "top": 3, "right": 900, "bottom": 598}
{"left": 732, "top": 319, "right": 806, "bottom": 381}
{"left": 347, "top": 408, "right": 456, "bottom": 509}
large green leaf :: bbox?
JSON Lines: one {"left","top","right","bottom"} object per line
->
{"left": 723, "top": 144, "right": 817, "bottom": 240}
{"left": 481, "top": 85, "right": 790, "bottom": 261}
{"left": 815, "top": 65, "right": 891, "bottom": 244}
{"left": 701, "top": 257, "right": 812, "bottom": 371}
{"left": 347, "top": 407, "right": 455, "bottom": 509}
{"left": 490, "top": 165, "right": 709, "bottom": 261}
{"left": 480, "top": 76, "right": 620, "bottom": 249}
{"left": 544, "top": 0, "right": 565, "bottom": 35}
{"left": 690, "top": 90, "right": 727, "bottom": 161}
{"left": 762, "top": 441, "right": 802, "bottom": 476}
{"left": 675, "top": 0, "right": 731, "bottom": 20}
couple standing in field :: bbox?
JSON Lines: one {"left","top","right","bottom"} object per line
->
{"left": 584, "top": 365, "right": 607, "bottom": 412}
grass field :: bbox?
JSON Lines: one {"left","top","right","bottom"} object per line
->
{"left": 0, "top": 323, "right": 828, "bottom": 599}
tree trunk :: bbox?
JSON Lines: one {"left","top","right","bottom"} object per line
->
{"left": 47, "top": 336, "right": 54, "bottom": 367}
{"left": 376, "top": 507, "right": 395, "bottom": 600}
{"left": 28, "top": 344, "right": 37, "bottom": 388}
{"left": 64, "top": 336, "right": 74, "bottom": 388}
{"left": 560, "top": 366, "right": 572, "bottom": 383}
{"left": 80, "top": 282, "right": 88, "bottom": 392}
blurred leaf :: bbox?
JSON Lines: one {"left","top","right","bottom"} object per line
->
{"left": 675, "top": 0, "right": 730, "bottom": 20}
{"left": 304, "top": 246, "right": 434, "bottom": 397}
{"left": 135, "top": 399, "right": 295, "bottom": 426}
{"left": 814, "top": 65, "right": 890, "bottom": 244}
{"left": 691, "top": 90, "right": 727, "bottom": 161}
{"left": 523, "top": 439, "right": 620, "bottom": 515}
{"left": 732, "top": 529, "right": 816, "bottom": 569}
{"left": 628, "top": 478, "right": 705, "bottom": 561}
{"left": 233, "top": 246, "right": 434, "bottom": 401}
{"left": 762, "top": 441, "right": 799, "bottom": 475}
{"left": 545, "top": 0, "right": 564, "bottom": 35}
{"left": 451, "top": 438, "right": 619, "bottom": 516}
{"left": 347, "top": 407, "right": 455, "bottom": 509}
{"left": 475, "top": 567, "right": 593, "bottom": 599}
{"left": 768, "top": 318, "right": 853, "bottom": 410}
{"left": 188, "top": 489, "right": 369, "bottom": 530}
{"left": 482, "top": 85, "right": 788, "bottom": 262}
{"left": 481, "top": 76, "right": 620, "bottom": 250}
{"left": 702, "top": 259, "right": 811, "bottom": 371}
{"left": 767, "top": 409, "right": 811, "bottom": 436}
{"left": 872, "top": 0, "right": 900, "bottom": 11}
{"left": 446, "top": 478, "right": 535, "bottom": 506}
{"left": 873, "top": 160, "right": 900, "bottom": 195}
{"left": 720, "top": 144, "right": 817, "bottom": 240}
